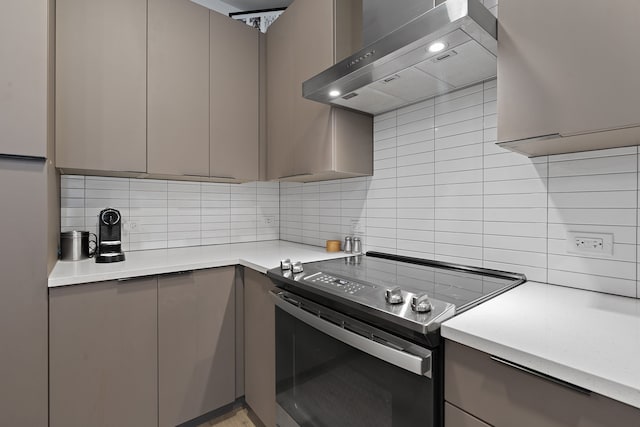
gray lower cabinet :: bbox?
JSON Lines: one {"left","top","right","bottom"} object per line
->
{"left": 158, "top": 267, "right": 236, "bottom": 427}
{"left": 49, "top": 277, "right": 159, "bottom": 427}
{"left": 244, "top": 269, "right": 276, "bottom": 427}
{"left": 444, "top": 403, "right": 490, "bottom": 427}
{"left": 445, "top": 340, "right": 640, "bottom": 427}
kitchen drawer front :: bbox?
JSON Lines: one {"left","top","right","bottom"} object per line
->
{"left": 445, "top": 403, "right": 490, "bottom": 427}
{"left": 445, "top": 340, "right": 640, "bottom": 427}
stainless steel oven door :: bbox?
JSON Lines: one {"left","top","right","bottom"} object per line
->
{"left": 271, "top": 290, "right": 437, "bottom": 427}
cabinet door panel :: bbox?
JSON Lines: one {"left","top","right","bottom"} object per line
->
{"left": 445, "top": 340, "right": 640, "bottom": 427}
{"left": 244, "top": 269, "right": 276, "bottom": 427}
{"left": 49, "top": 278, "right": 158, "bottom": 427}
{"left": 266, "top": 6, "right": 295, "bottom": 180}
{"left": 498, "top": 0, "right": 640, "bottom": 143}
{"left": 290, "top": 0, "right": 335, "bottom": 175}
{"left": 148, "top": 0, "right": 210, "bottom": 176}
{"left": 1, "top": 0, "right": 48, "bottom": 158}
{"left": 210, "top": 12, "right": 259, "bottom": 181}
{"left": 159, "top": 267, "right": 236, "bottom": 426}
{"left": 444, "top": 402, "right": 490, "bottom": 427}
{"left": 56, "top": 0, "right": 147, "bottom": 172}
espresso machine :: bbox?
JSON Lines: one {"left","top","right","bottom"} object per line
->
{"left": 95, "top": 208, "right": 126, "bottom": 263}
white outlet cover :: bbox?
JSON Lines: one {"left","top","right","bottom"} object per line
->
{"left": 566, "top": 231, "right": 614, "bottom": 257}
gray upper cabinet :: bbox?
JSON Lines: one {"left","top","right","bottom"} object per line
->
{"left": 497, "top": 0, "right": 640, "bottom": 156}
{"left": 445, "top": 340, "right": 640, "bottom": 427}
{"left": 55, "top": 0, "right": 147, "bottom": 172}
{"left": 148, "top": 0, "right": 210, "bottom": 177}
{"left": 210, "top": 11, "right": 260, "bottom": 182}
{"left": 49, "top": 278, "right": 159, "bottom": 427}
{"left": 1, "top": 0, "right": 49, "bottom": 159}
{"left": 266, "top": 0, "right": 373, "bottom": 182}
{"left": 158, "top": 268, "right": 237, "bottom": 427}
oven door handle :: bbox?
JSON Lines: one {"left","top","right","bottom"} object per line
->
{"left": 270, "top": 291, "right": 432, "bottom": 378}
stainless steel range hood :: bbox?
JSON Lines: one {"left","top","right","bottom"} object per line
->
{"left": 302, "top": 0, "right": 497, "bottom": 116}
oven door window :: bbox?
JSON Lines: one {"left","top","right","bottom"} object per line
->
{"left": 276, "top": 307, "right": 436, "bottom": 427}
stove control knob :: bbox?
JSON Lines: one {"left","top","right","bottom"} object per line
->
{"left": 411, "top": 293, "right": 432, "bottom": 313}
{"left": 291, "top": 261, "right": 304, "bottom": 274}
{"left": 280, "top": 259, "right": 292, "bottom": 271}
{"left": 385, "top": 287, "right": 404, "bottom": 304}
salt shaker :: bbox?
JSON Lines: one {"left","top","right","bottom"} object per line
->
{"left": 353, "top": 237, "right": 362, "bottom": 254}
{"left": 344, "top": 236, "right": 353, "bottom": 253}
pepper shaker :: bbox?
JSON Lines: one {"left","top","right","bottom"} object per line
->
{"left": 353, "top": 237, "right": 362, "bottom": 254}
{"left": 344, "top": 236, "right": 353, "bottom": 253}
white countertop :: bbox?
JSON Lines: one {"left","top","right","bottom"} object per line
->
{"left": 49, "top": 240, "right": 350, "bottom": 287}
{"left": 442, "top": 281, "right": 640, "bottom": 410}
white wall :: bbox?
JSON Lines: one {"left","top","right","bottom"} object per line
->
{"left": 280, "top": 79, "right": 640, "bottom": 298}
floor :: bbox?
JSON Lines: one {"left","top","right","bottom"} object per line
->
{"left": 199, "top": 408, "right": 257, "bottom": 427}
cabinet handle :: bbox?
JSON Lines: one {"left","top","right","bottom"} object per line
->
{"left": 210, "top": 175, "right": 237, "bottom": 180}
{"left": 159, "top": 270, "right": 194, "bottom": 277}
{"left": 278, "top": 173, "right": 312, "bottom": 179}
{"left": 489, "top": 355, "right": 591, "bottom": 395}
{"left": 0, "top": 153, "right": 47, "bottom": 162}
{"left": 115, "top": 274, "right": 156, "bottom": 283}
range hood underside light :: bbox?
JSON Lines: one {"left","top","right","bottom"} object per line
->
{"left": 303, "top": 0, "right": 498, "bottom": 116}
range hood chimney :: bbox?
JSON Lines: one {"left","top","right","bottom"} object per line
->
{"left": 303, "top": 0, "right": 497, "bottom": 116}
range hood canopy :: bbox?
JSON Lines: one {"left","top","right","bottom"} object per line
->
{"left": 303, "top": 0, "right": 497, "bottom": 116}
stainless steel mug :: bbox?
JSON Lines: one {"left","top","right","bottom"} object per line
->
{"left": 60, "top": 231, "right": 97, "bottom": 261}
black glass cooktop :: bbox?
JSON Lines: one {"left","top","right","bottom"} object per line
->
{"left": 268, "top": 252, "right": 526, "bottom": 345}
{"left": 306, "top": 252, "right": 525, "bottom": 311}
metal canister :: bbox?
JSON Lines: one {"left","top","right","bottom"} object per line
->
{"left": 353, "top": 237, "right": 362, "bottom": 254}
{"left": 60, "top": 231, "right": 96, "bottom": 261}
{"left": 344, "top": 236, "right": 353, "bottom": 253}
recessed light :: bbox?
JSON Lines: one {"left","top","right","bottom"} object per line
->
{"left": 428, "top": 41, "right": 447, "bottom": 53}
{"left": 329, "top": 90, "right": 341, "bottom": 98}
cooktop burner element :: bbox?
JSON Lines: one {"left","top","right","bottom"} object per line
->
{"left": 267, "top": 252, "right": 526, "bottom": 347}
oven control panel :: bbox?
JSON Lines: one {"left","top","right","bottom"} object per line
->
{"left": 304, "top": 272, "right": 373, "bottom": 296}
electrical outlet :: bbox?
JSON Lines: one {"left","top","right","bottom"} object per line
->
{"left": 575, "top": 237, "right": 603, "bottom": 250}
{"left": 566, "top": 231, "right": 613, "bottom": 256}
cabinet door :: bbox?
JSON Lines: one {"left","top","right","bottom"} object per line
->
{"left": 498, "top": 0, "right": 640, "bottom": 143}
{"left": 445, "top": 340, "right": 640, "bottom": 427}
{"left": 290, "top": 0, "right": 335, "bottom": 176}
{"left": 148, "top": 0, "right": 210, "bottom": 177}
{"left": 266, "top": 6, "right": 296, "bottom": 180}
{"left": 445, "top": 402, "right": 490, "bottom": 427}
{"left": 158, "top": 267, "right": 236, "bottom": 427}
{"left": 1, "top": 0, "right": 48, "bottom": 158}
{"left": 49, "top": 278, "right": 158, "bottom": 427}
{"left": 56, "top": 0, "right": 147, "bottom": 172}
{"left": 244, "top": 269, "right": 276, "bottom": 427}
{"left": 210, "top": 12, "right": 259, "bottom": 182}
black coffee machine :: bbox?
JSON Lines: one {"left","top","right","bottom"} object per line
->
{"left": 96, "top": 208, "right": 126, "bottom": 263}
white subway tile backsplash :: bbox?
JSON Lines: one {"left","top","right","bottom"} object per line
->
{"left": 61, "top": 177, "right": 279, "bottom": 251}
{"left": 280, "top": 78, "right": 640, "bottom": 297}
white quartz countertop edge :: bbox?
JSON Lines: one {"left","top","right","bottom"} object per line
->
{"left": 49, "top": 240, "right": 351, "bottom": 287}
{"left": 441, "top": 281, "right": 640, "bottom": 410}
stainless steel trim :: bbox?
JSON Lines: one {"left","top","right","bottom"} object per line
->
{"left": 489, "top": 356, "right": 592, "bottom": 395}
{"left": 271, "top": 290, "right": 432, "bottom": 377}
{"left": 303, "top": 0, "right": 497, "bottom": 110}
